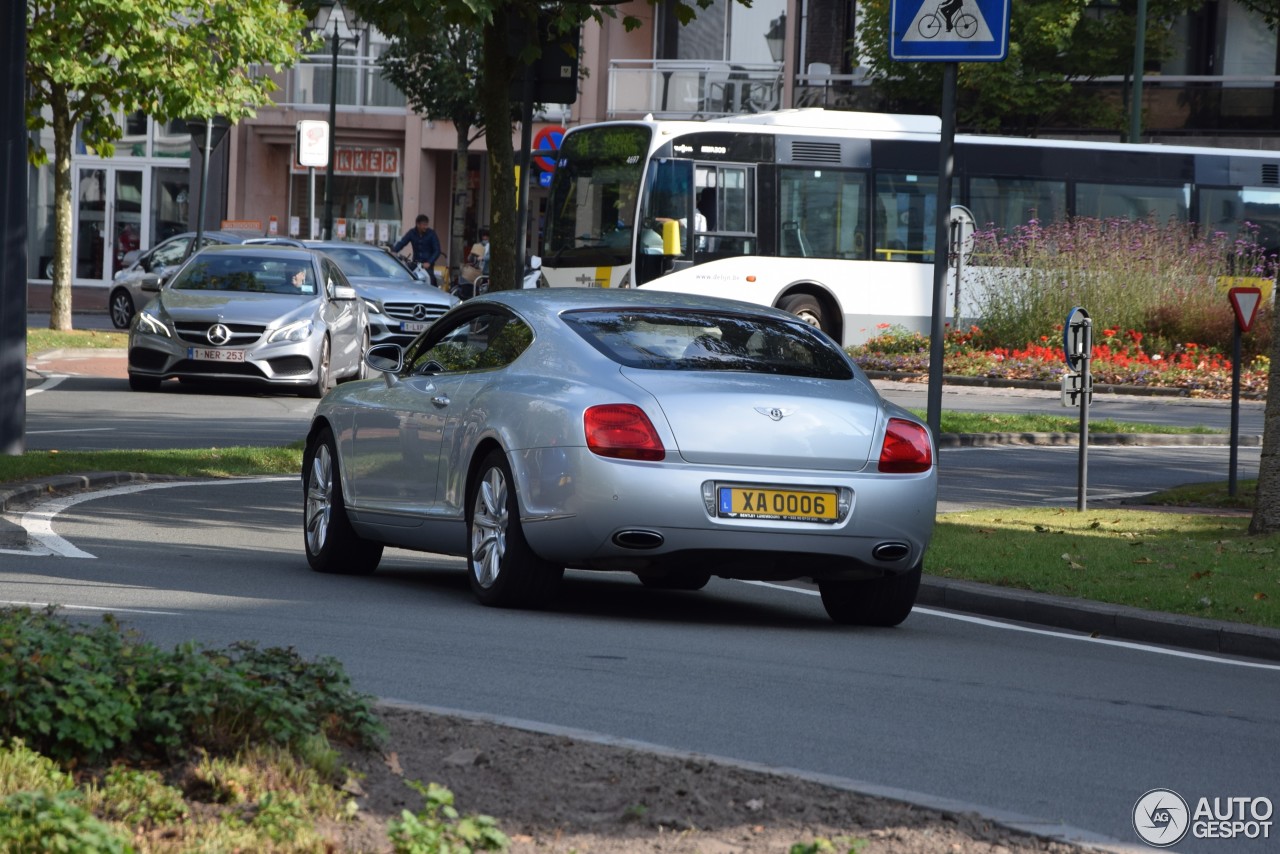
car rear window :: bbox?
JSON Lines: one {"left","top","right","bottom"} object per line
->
{"left": 562, "top": 308, "right": 854, "bottom": 379}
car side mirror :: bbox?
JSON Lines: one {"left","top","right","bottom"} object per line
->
{"left": 332, "top": 284, "right": 358, "bottom": 301}
{"left": 365, "top": 343, "right": 403, "bottom": 375}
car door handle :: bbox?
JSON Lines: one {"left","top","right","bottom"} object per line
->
{"left": 431, "top": 395, "right": 450, "bottom": 408}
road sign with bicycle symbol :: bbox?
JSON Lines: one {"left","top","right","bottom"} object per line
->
{"left": 890, "top": 0, "right": 1009, "bottom": 62}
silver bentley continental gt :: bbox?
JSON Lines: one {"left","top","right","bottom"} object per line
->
{"left": 302, "top": 288, "right": 937, "bottom": 625}
{"left": 127, "top": 245, "right": 368, "bottom": 397}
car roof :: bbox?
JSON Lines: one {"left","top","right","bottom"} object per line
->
{"left": 468, "top": 286, "right": 800, "bottom": 326}
{"left": 193, "top": 244, "right": 324, "bottom": 261}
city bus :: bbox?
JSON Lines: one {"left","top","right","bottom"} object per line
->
{"left": 540, "top": 109, "right": 1280, "bottom": 346}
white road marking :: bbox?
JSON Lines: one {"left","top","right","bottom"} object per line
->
{"left": 742, "top": 580, "right": 1280, "bottom": 672}
{"left": 25, "top": 375, "right": 66, "bottom": 395}
{"left": 5, "top": 477, "right": 296, "bottom": 559}
{"left": 0, "top": 600, "right": 182, "bottom": 616}
{"left": 26, "top": 428, "right": 116, "bottom": 435}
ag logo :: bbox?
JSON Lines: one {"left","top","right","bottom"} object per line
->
{"left": 1133, "top": 788, "right": 1190, "bottom": 847}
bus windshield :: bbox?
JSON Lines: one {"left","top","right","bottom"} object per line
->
{"left": 545, "top": 125, "right": 651, "bottom": 266}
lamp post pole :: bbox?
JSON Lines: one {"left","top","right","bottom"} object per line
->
{"left": 322, "top": 19, "right": 339, "bottom": 240}
{"left": 1129, "top": 0, "right": 1148, "bottom": 143}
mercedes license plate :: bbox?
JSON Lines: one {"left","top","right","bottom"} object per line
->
{"left": 399, "top": 321, "right": 429, "bottom": 333}
{"left": 187, "top": 347, "right": 245, "bottom": 362}
{"left": 717, "top": 486, "right": 838, "bottom": 523}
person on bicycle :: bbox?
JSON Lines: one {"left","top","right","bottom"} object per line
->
{"left": 940, "top": 0, "right": 964, "bottom": 32}
{"left": 393, "top": 214, "right": 442, "bottom": 287}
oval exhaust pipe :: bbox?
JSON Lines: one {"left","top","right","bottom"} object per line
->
{"left": 613, "top": 530, "right": 665, "bottom": 550}
{"left": 872, "top": 542, "right": 911, "bottom": 562}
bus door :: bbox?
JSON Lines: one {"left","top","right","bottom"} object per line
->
{"left": 635, "top": 159, "right": 756, "bottom": 285}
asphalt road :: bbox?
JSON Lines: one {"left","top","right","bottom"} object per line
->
{"left": 2, "top": 476, "right": 1277, "bottom": 853}
{"left": 11, "top": 312, "right": 1277, "bottom": 851}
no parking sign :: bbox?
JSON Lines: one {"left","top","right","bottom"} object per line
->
{"left": 533, "top": 126, "right": 564, "bottom": 173}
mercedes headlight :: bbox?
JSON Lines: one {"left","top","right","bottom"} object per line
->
{"left": 268, "top": 319, "right": 314, "bottom": 343}
{"left": 363, "top": 298, "right": 384, "bottom": 315}
{"left": 135, "top": 309, "right": 171, "bottom": 338}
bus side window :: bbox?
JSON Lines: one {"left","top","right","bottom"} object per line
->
{"left": 874, "top": 173, "right": 938, "bottom": 263}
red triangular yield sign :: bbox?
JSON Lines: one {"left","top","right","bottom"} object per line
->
{"left": 1228, "top": 287, "right": 1262, "bottom": 332}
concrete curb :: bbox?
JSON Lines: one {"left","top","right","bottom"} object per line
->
{"left": 3, "top": 472, "right": 1278, "bottom": 664}
{"left": 918, "top": 576, "right": 1280, "bottom": 662}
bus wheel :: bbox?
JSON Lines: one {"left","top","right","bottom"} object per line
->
{"left": 779, "top": 294, "right": 826, "bottom": 332}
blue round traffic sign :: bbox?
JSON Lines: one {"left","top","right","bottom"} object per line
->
{"left": 533, "top": 126, "right": 564, "bottom": 173}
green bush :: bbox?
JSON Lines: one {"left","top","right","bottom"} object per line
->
{"left": 0, "top": 606, "right": 385, "bottom": 766}
{"left": 0, "top": 789, "right": 133, "bottom": 853}
{"left": 0, "top": 738, "right": 76, "bottom": 797}
{"left": 92, "top": 767, "right": 188, "bottom": 828}
{"left": 0, "top": 608, "right": 142, "bottom": 762}
{"left": 388, "top": 780, "right": 510, "bottom": 854}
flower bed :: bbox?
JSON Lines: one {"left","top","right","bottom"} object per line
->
{"left": 849, "top": 324, "right": 1270, "bottom": 400}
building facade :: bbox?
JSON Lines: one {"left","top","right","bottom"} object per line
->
{"left": 25, "top": 0, "right": 1280, "bottom": 301}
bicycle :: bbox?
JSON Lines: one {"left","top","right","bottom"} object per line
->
{"left": 918, "top": 3, "right": 978, "bottom": 39}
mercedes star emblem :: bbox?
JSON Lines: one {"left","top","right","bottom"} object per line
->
{"left": 206, "top": 324, "right": 232, "bottom": 346}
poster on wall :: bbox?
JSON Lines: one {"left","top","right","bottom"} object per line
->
{"left": 365, "top": 223, "right": 375, "bottom": 242}
{"left": 335, "top": 218, "right": 347, "bottom": 239}
{"left": 290, "top": 216, "right": 300, "bottom": 237}
{"left": 354, "top": 196, "right": 368, "bottom": 220}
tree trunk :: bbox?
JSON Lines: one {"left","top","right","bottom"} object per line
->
{"left": 1249, "top": 311, "right": 1280, "bottom": 532}
{"left": 50, "top": 86, "right": 73, "bottom": 331}
{"left": 450, "top": 125, "right": 470, "bottom": 291}
{"left": 480, "top": 21, "right": 516, "bottom": 292}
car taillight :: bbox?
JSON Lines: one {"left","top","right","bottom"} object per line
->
{"left": 879, "top": 418, "right": 932, "bottom": 473}
{"left": 584, "top": 404, "right": 665, "bottom": 461}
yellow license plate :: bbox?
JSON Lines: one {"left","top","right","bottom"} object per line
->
{"left": 717, "top": 486, "right": 838, "bottom": 523}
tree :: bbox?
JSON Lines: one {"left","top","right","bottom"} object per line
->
{"left": 350, "top": 0, "right": 715, "bottom": 291}
{"left": 1237, "top": 0, "right": 1280, "bottom": 28}
{"left": 851, "top": 0, "right": 1203, "bottom": 135}
{"left": 26, "top": 0, "right": 313, "bottom": 330}
{"left": 375, "top": 10, "right": 486, "bottom": 290}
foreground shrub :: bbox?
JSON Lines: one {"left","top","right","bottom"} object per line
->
{"left": 389, "top": 780, "right": 510, "bottom": 854}
{"left": 0, "top": 789, "right": 133, "bottom": 853}
{"left": 0, "top": 606, "right": 385, "bottom": 765}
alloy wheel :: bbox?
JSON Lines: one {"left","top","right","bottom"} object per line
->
{"left": 470, "top": 465, "right": 509, "bottom": 588}
{"left": 305, "top": 442, "right": 333, "bottom": 557}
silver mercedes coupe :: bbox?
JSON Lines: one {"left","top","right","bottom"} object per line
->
{"left": 302, "top": 288, "right": 936, "bottom": 625}
{"left": 127, "top": 245, "right": 368, "bottom": 397}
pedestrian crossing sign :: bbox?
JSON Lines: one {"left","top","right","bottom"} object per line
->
{"left": 890, "top": 0, "right": 1010, "bottom": 62}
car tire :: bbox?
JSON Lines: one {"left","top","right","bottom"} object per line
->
{"left": 818, "top": 564, "right": 922, "bottom": 627}
{"left": 778, "top": 293, "right": 827, "bottom": 334}
{"left": 304, "top": 336, "right": 331, "bottom": 399}
{"left": 467, "top": 449, "right": 563, "bottom": 609}
{"left": 108, "top": 289, "right": 135, "bottom": 329}
{"left": 638, "top": 571, "right": 711, "bottom": 591}
{"left": 303, "top": 426, "right": 383, "bottom": 575}
{"left": 128, "top": 374, "right": 161, "bottom": 392}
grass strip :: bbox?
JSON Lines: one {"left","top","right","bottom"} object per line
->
{"left": 931, "top": 506, "right": 1279, "bottom": 629}
{"left": 0, "top": 445, "right": 304, "bottom": 485}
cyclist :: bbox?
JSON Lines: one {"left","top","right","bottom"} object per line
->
{"left": 940, "top": 0, "right": 964, "bottom": 32}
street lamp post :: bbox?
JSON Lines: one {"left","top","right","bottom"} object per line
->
{"left": 313, "top": 1, "right": 362, "bottom": 240}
